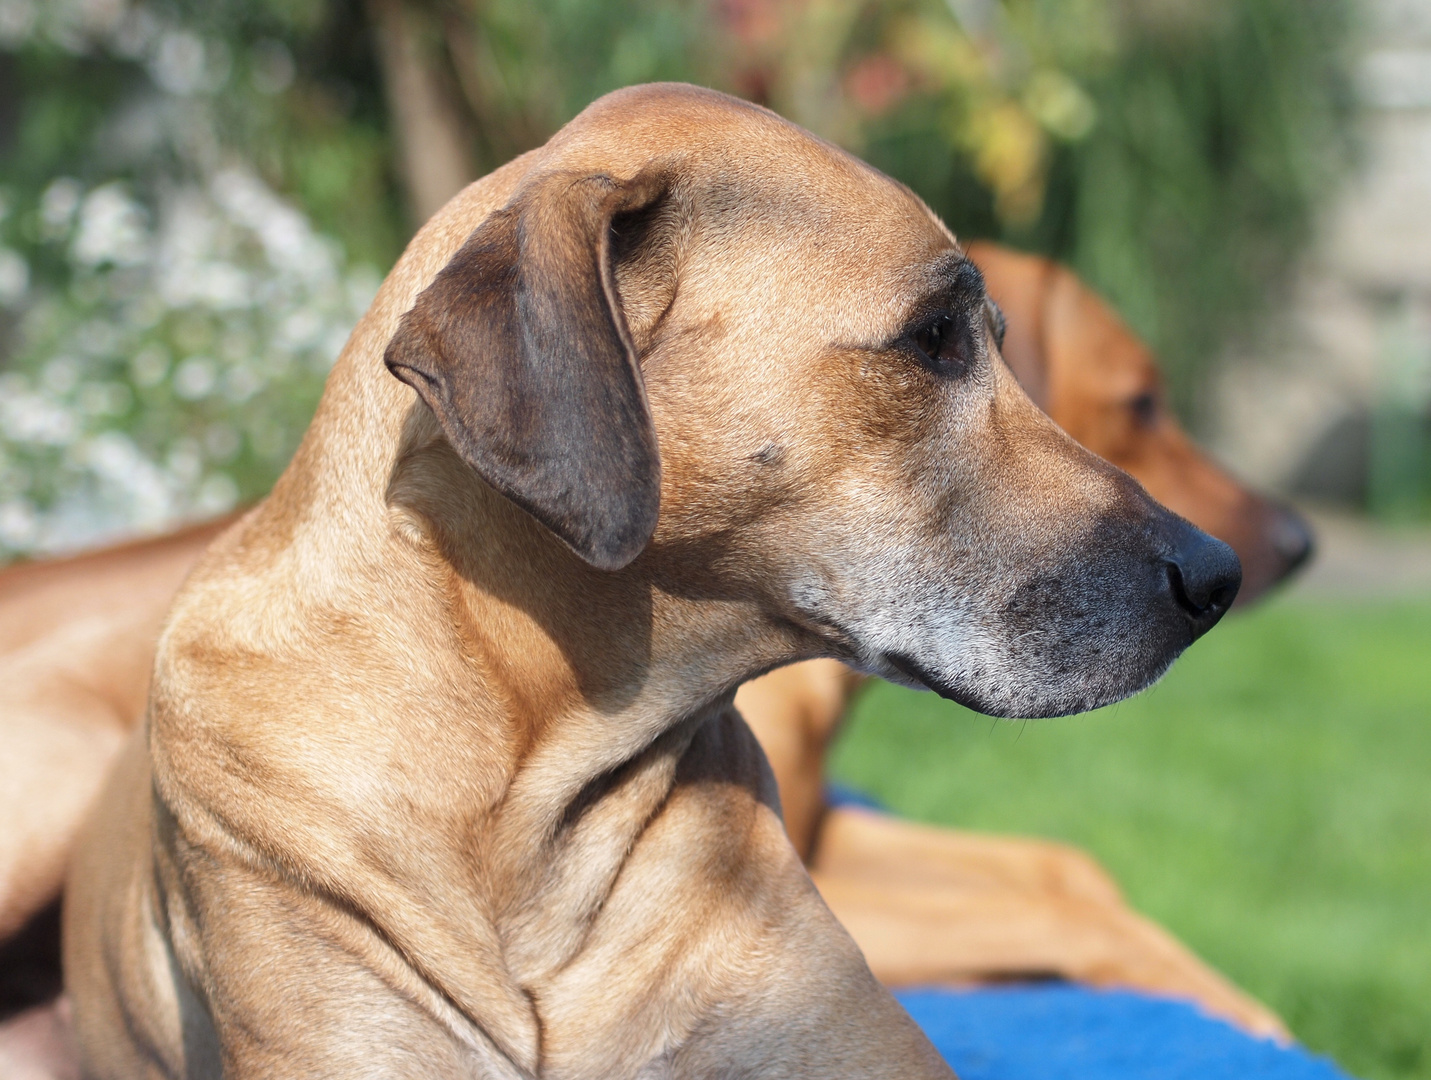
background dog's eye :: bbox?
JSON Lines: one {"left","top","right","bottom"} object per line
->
{"left": 912, "top": 316, "right": 972, "bottom": 375}
{"left": 1129, "top": 391, "right": 1159, "bottom": 427}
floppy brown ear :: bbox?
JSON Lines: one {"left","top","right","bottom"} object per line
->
{"left": 385, "top": 170, "right": 667, "bottom": 571}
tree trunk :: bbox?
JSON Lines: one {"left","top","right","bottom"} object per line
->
{"left": 366, "top": 0, "right": 477, "bottom": 227}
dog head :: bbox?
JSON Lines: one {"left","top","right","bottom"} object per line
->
{"left": 968, "top": 241, "right": 1313, "bottom": 605}
{"left": 385, "top": 84, "right": 1239, "bottom": 719}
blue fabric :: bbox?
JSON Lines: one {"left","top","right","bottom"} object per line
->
{"left": 824, "top": 781, "right": 886, "bottom": 813}
{"left": 895, "top": 985, "right": 1352, "bottom": 1080}
{"left": 820, "top": 788, "right": 1353, "bottom": 1079}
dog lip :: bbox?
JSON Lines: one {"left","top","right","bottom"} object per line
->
{"left": 883, "top": 651, "right": 1123, "bottom": 720}
{"left": 883, "top": 651, "right": 991, "bottom": 714}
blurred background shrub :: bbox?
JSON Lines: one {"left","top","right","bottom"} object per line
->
{"left": 0, "top": 0, "right": 1356, "bottom": 555}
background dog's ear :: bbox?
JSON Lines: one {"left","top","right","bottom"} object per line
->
{"left": 385, "top": 171, "right": 667, "bottom": 571}
{"left": 964, "top": 240, "right": 1052, "bottom": 410}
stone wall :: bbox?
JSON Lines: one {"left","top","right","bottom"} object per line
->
{"left": 1211, "top": 0, "right": 1431, "bottom": 512}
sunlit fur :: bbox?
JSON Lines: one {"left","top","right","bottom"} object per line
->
{"left": 64, "top": 85, "right": 1234, "bottom": 1079}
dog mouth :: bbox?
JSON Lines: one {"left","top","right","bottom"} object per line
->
{"left": 882, "top": 651, "right": 994, "bottom": 714}
{"left": 881, "top": 649, "right": 1158, "bottom": 721}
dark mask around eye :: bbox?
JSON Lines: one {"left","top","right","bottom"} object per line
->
{"left": 913, "top": 315, "right": 975, "bottom": 377}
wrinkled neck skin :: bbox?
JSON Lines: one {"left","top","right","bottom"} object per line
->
{"left": 381, "top": 407, "right": 814, "bottom": 948}
{"left": 373, "top": 433, "right": 809, "bottom": 1064}
{"left": 149, "top": 165, "right": 828, "bottom": 1074}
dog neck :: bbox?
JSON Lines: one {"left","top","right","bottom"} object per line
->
{"left": 159, "top": 373, "right": 800, "bottom": 1070}
{"left": 147, "top": 154, "right": 820, "bottom": 1067}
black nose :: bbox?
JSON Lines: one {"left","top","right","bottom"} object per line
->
{"left": 1164, "top": 520, "right": 1241, "bottom": 639}
{"left": 1268, "top": 503, "right": 1315, "bottom": 577}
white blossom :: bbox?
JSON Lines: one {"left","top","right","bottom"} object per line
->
{"left": 0, "top": 1, "right": 380, "bottom": 556}
{"left": 0, "top": 166, "right": 375, "bottom": 555}
{"left": 0, "top": 248, "right": 29, "bottom": 303}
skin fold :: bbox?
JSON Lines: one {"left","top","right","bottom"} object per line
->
{"left": 0, "top": 94, "right": 1303, "bottom": 1076}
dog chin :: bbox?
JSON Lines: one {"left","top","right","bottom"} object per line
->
{"left": 878, "top": 648, "right": 1178, "bottom": 720}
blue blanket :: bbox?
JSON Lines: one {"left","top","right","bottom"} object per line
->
{"left": 818, "top": 790, "right": 1352, "bottom": 1079}
{"left": 897, "top": 985, "right": 1350, "bottom": 1079}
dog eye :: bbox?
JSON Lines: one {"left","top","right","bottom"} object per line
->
{"left": 912, "top": 316, "right": 972, "bottom": 376}
{"left": 1129, "top": 391, "right": 1159, "bottom": 427}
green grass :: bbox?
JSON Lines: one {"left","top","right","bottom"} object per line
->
{"left": 828, "top": 597, "right": 1431, "bottom": 1080}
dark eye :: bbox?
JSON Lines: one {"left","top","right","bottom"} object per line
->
{"left": 1129, "top": 391, "right": 1159, "bottom": 427}
{"left": 912, "top": 316, "right": 972, "bottom": 376}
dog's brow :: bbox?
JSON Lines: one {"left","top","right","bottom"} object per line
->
{"left": 929, "top": 254, "right": 986, "bottom": 309}
{"left": 843, "top": 255, "right": 990, "bottom": 355}
{"left": 885, "top": 254, "right": 986, "bottom": 337}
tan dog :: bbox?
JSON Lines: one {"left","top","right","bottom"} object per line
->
{"left": 0, "top": 245, "right": 1308, "bottom": 951}
{"left": 61, "top": 85, "right": 1241, "bottom": 1077}
{"left": 0, "top": 244, "right": 1294, "bottom": 1074}
{"left": 735, "top": 243, "right": 1308, "bottom": 1039}
{"left": 0, "top": 251, "right": 1294, "bottom": 1073}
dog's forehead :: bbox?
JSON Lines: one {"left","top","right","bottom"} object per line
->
{"left": 685, "top": 172, "right": 960, "bottom": 339}
{"left": 559, "top": 84, "right": 966, "bottom": 333}
{"left": 561, "top": 86, "right": 938, "bottom": 226}
{"left": 683, "top": 136, "right": 959, "bottom": 325}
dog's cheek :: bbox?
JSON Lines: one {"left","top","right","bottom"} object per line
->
{"left": 843, "top": 351, "right": 943, "bottom": 446}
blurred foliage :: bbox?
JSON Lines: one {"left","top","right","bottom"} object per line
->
{"left": 0, "top": 0, "right": 381, "bottom": 549}
{"left": 0, "top": 0, "right": 1356, "bottom": 553}
{"left": 730, "top": 0, "right": 1358, "bottom": 406}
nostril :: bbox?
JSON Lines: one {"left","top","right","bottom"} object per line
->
{"left": 1205, "top": 579, "right": 1239, "bottom": 613}
{"left": 1157, "top": 516, "right": 1241, "bottom": 638}
{"left": 1163, "top": 528, "right": 1241, "bottom": 635}
{"left": 1166, "top": 559, "right": 1238, "bottom": 620}
{"left": 1166, "top": 561, "right": 1205, "bottom": 616}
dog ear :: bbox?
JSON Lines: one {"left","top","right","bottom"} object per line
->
{"left": 385, "top": 170, "right": 668, "bottom": 571}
